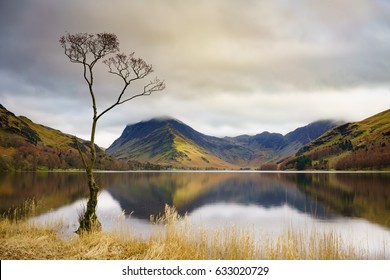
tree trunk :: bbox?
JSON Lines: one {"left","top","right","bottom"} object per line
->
{"left": 76, "top": 117, "right": 101, "bottom": 234}
{"left": 77, "top": 169, "right": 101, "bottom": 233}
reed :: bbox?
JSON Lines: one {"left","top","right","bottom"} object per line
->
{"left": 0, "top": 205, "right": 382, "bottom": 260}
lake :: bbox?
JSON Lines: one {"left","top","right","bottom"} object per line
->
{"left": 1, "top": 171, "right": 389, "bottom": 257}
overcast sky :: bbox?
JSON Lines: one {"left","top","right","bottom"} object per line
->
{"left": 1, "top": 0, "right": 389, "bottom": 148}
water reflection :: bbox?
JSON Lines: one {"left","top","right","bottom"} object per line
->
{"left": 1, "top": 171, "right": 390, "bottom": 228}
{"left": 291, "top": 172, "right": 390, "bottom": 227}
{"left": 0, "top": 172, "right": 88, "bottom": 216}
{"left": 3, "top": 171, "right": 389, "bottom": 257}
{"left": 104, "top": 172, "right": 335, "bottom": 220}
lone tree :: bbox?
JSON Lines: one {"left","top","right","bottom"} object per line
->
{"left": 60, "top": 32, "right": 165, "bottom": 233}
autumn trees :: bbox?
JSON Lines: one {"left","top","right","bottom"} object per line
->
{"left": 60, "top": 32, "right": 165, "bottom": 233}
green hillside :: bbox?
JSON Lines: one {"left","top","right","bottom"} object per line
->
{"left": 281, "top": 109, "right": 390, "bottom": 170}
{"left": 107, "top": 118, "right": 238, "bottom": 169}
{"left": 0, "top": 104, "right": 130, "bottom": 171}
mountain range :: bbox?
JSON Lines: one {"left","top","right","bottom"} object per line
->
{"left": 106, "top": 117, "right": 341, "bottom": 169}
{"left": 1, "top": 103, "right": 389, "bottom": 171}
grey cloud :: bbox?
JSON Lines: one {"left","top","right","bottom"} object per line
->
{"left": 2, "top": 0, "right": 389, "bottom": 93}
{"left": 1, "top": 0, "right": 389, "bottom": 147}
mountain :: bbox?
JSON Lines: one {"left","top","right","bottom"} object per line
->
{"left": 280, "top": 109, "right": 390, "bottom": 170}
{"left": 0, "top": 104, "right": 130, "bottom": 171}
{"left": 285, "top": 120, "right": 343, "bottom": 145}
{"left": 106, "top": 117, "right": 341, "bottom": 169}
{"left": 227, "top": 120, "right": 341, "bottom": 167}
{"left": 106, "top": 117, "right": 240, "bottom": 169}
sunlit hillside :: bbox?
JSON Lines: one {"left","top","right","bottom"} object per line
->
{"left": 0, "top": 104, "right": 132, "bottom": 171}
{"left": 281, "top": 109, "right": 390, "bottom": 170}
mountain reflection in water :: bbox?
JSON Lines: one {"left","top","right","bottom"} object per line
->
{"left": 1, "top": 171, "right": 390, "bottom": 251}
{"left": 2, "top": 171, "right": 389, "bottom": 257}
{"left": 1, "top": 171, "right": 390, "bottom": 227}
{"left": 106, "top": 172, "right": 334, "bottom": 220}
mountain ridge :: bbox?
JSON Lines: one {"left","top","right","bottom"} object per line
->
{"left": 107, "top": 117, "right": 341, "bottom": 169}
{"left": 280, "top": 108, "right": 390, "bottom": 170}
{"left": 6, "top": 103, "right": 387, "bottom": 171}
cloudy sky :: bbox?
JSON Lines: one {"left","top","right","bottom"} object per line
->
{"left": 1, "top": 0, "right": 389, "bottom": 148}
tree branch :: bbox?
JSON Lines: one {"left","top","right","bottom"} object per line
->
{"left": 96, "top": 82, "right": 130, "bottom": 121}
{"left": 74, "top": 137, "right": 88, "bottom": 170}
{"left": 60, "top": 32, "right": 165, "bottom": 151}
{"left": 96, "top": 78, "right": 165, "bottom": 121}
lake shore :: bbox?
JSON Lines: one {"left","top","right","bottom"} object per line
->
{"left": 1, "top": 206, "right": 387, "bottom": 260}
{"left": 5, "top": 167, "right": 390, "bottom": 173}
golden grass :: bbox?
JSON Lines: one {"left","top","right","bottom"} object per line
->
{"left": 0, "top": 205, "right": 383, "bottom": 260}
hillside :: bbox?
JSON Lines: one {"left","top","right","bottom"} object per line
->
{"left": 0, "top": 104, "right": 131, "bottom": 171}
{"left": 106, "top": 118, "right": 240, "bottom": 169}
{"left": 280, "top": 109, "right": 390, "bottom": 170}
{"left": 107, "top": 118, "right": 340, "bottom": 169}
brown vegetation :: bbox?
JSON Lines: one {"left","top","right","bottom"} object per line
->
{"left": 0, "top": 205, "right": 381, "bottom": 260}
{"left": 0, "top": 135, "right": 133, "bottom": 171}
{"left": 259, "top": 162, "right": 278, "bottom": 170}
{"left": 335, "top": 145, "right": 390, "bottom": 170}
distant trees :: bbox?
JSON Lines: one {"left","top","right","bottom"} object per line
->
{"left": 0, "top": 156, "right": 11, "bottom": 172}
{"left": 335, "top": 147, "right": 390, "bottom": 170}
{"left": 338, "top": 140, "right": 353, "bottom": 151}
{"left": 283, "top": 156, "right": 312, "bottom": 170}
{"left": 295, "top": 156, "right": 312, "bottom": 170}
{"left": 60, "top": 32, "right": 165, "bottom": 233}
{"left": 259, "top": 162, "right": 278, "bottom": 170}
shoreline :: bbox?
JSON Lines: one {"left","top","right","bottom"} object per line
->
{"left": 7, "top": 169, "right": 390, "bottom": 174}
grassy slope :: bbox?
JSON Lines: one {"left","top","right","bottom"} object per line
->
{"left": 1, "top": 105, "right": 78, "bottom": 150}
{"left": 0, "top": 106, "right": 73, "bottom": 148}
{"left": 19, "top": 116, "right": 74, "bottom": 147}
{"left": 171, "top": 133, "right": 238, "bottom": 169}
{"left": 109, "top": 122, "right": 239, "bottom": 169}
{"left": 281, "top": 109, "right": 390, "bottom": 170}
{"left": 0, "top": 105, "right": 128, "bottom": 171}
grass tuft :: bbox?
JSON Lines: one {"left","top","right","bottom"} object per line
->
{"left": 0, "top": 205, "right": 383, "bottom": 260}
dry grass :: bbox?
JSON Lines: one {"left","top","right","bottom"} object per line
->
{"left": 0, "top": 205, "right": 380, "bottom": 260}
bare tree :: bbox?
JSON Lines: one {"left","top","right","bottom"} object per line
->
{"left": 59, "top": 32, "right": 165, "bottom": 233}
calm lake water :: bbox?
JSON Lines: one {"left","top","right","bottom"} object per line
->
{"left": 1, "top": 171, "right": 390, "bottom": 257}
